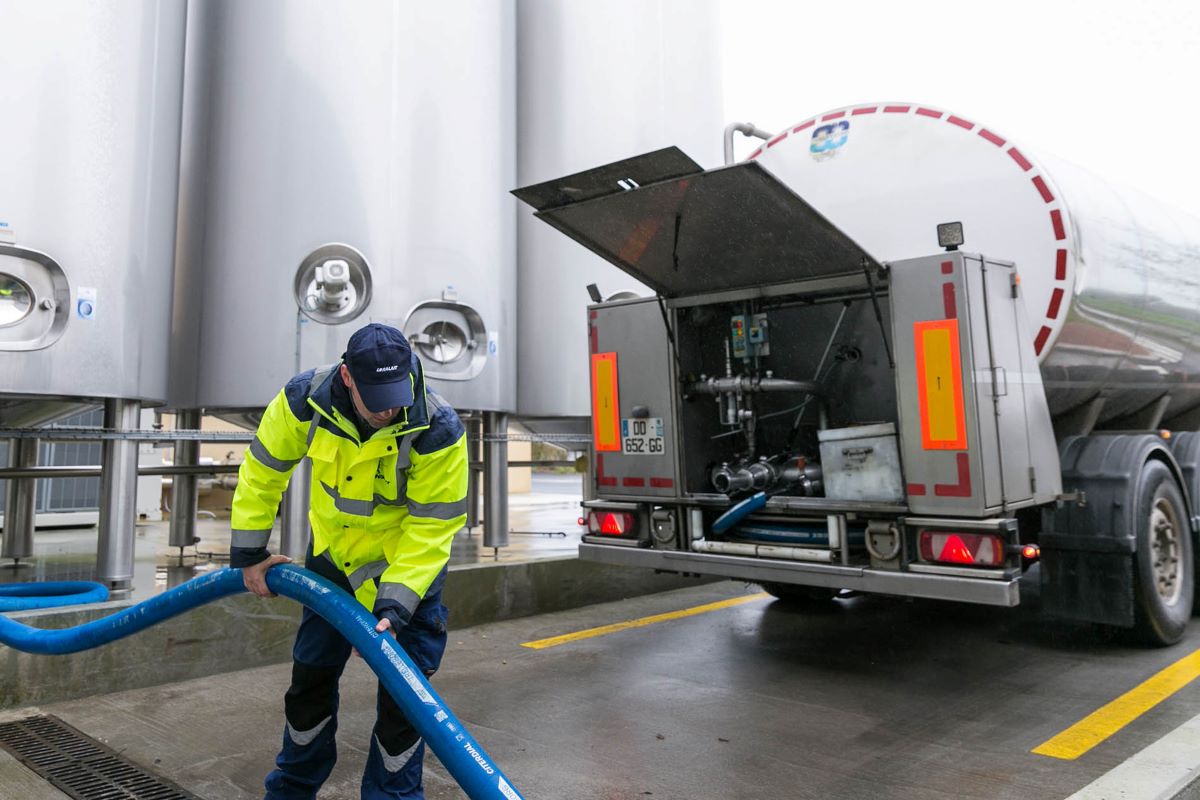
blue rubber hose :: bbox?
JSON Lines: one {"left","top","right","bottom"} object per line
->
{"left": 0, "top": 565, "right": 525, "bottom": 800}
{"left": 0, "top": 581, "right": 108, "bottom": 611}
{"left": 711, "top": 491, "right": 768, "bottom": 535}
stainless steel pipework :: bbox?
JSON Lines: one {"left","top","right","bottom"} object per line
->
{"left": 710, "top": 457, "right": 823, "bottom": 497}
{"left": 691, "top": 376, "right": 822, "bottom": 395}
{"left": 723, "top": 122, "right": 774, "bottom": 165}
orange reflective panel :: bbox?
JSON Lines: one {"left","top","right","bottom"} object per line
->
{"left": 591, "top": 352, "right": 621, "bottom": 452}
{"left": 913, "top": 319, "right": 967, "bottom": 450}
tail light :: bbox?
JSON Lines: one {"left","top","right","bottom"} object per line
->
{"left": 918, "top": 531, "right": 1004, "bottom": 567}
{"left": 587, "top": 511, "right": 635, "bottom": 536}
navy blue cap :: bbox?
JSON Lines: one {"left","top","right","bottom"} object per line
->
{"left": 343, "top": 323, "right": 415, "bottom": 412}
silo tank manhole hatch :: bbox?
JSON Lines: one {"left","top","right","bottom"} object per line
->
{"left": 404, "top": 299, "right": 489, "bottom": 381}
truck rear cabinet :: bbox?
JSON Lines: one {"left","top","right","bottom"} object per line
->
{"left": 890, "top": 253, "right": 1060, "bottom": 517}
{"left": 516, "top": 150, "right": 1053, "bottom": 609}
{"left": 588, "top": 298, "right": 680, "bottom": 502}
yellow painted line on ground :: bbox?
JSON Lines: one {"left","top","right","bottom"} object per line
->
{"left": 1033, "top": 648, "right": 1200, "bottom": 760}
{"left": 521, "top": 592, "right": 770, "bottom": 650}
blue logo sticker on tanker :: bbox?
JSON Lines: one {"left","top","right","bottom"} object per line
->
{"left": 810, "top": 120, "right": 849, "bottom": 161}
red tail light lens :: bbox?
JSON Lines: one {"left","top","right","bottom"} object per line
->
{"left": 919, "top": 531, "right": 1004, "bottom": 567}
{"left": 587, "top": 511, "right": 635, "bottom": 536}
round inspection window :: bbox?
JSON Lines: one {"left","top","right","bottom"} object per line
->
{"left": 294, "top": 244, "right": 373, "bottom": 324}
{"left": 0, "top": 274, "right": 33, "bottom": 327}
{"left": 414, "top": 320, "right": 470, "bottom": 364}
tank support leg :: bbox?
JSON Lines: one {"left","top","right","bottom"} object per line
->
{"left": 280, "top": 458, "right": 312, "bottom": 560}
{"left": 2, "top": 437, "right": 39, "bottom": 562}
{"left": 483, "top": 412, "right": 509, "bottom": 551}
{"left": 466, "top": 415, "right": 482, "bottom": 531}
{"left": 168, "top": 409, "right": 201, "bottom": 551}
{"left": 97, "top": 399, "right": 140, "bottom": 590}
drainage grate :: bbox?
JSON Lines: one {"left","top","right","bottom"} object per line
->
{"left": 0, "top": 714, "right": 201, "bottom": 799}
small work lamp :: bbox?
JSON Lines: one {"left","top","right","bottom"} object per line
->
{"left": 937, "top": 221, "right": 964, "bottom": 251}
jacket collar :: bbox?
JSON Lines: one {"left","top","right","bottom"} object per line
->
{"left": 307, "top": 354, "right": 430, "bottom": 441}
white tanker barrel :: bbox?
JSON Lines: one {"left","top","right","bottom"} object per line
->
{"left": 750, "top": 102, "right": 1200, "bottom": 428}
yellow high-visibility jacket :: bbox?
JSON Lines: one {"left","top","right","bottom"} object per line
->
{"left": 229, "top": 359, "right": 467, "bottom": 624}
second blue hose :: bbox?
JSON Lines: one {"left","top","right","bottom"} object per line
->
{"left": 0, "top": 581, "right": 108, "bottom": 611}
{"left": 711, "top": 491, "right": 768, "bottom": 535}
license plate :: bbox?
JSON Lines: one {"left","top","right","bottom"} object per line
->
{"left": 621, "top": 417, "right": 664, "bottom": 456}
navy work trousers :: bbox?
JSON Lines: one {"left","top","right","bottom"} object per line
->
{"left": 264, "top": 549, "right": 449, "bottom": 800}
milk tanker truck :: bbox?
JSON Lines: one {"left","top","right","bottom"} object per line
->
{"left": 515, "top": 102, "right": 1200, "bottom": 646}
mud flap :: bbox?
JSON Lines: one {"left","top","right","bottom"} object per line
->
{"left": 1039, "top": 535, "right": 1135, "bottom": 626}
{"left": 1039, "top": 434, "right": 1180, "bottom": 628}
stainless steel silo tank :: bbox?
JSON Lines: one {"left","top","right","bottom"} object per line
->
{"left": 171, "top": 0, "right": 516, "bottom": 417}
{"left": 515, "top": 0, "right": 724, "bottom": 423}
{"left": 0, "top": 1, "right": 187, "bottom": 420}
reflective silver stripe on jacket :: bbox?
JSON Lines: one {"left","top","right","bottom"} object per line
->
{"left": 393, "top": 434, "right": 415, "bottom": 501}
{"left": 320, "top": 482, "right": 376, "bottom": 517}
{"left": 318, "top": 433, "right": 419, "bottom": 516}
{"left": 232, "top": 529, "right": 271, "bottom": 549}
{"left": 374, "top": 436, "right": 413, "bottom": 506}
{"left": 308, "top": 365, "right": 336, "bottom": 397}
{"left": 377, "top": 581, "right": 421, "bottom": 615}
{"left": 305, "top": 366, "right": 336, "bottom": 448}
{"left": 319, "top": 482, "right": 413, "bottom": 517}
{"left": 347, "top": 559, "right": 389, "bottom": 592}
{"left": 250, "top": 436, "right": 302, "bottom": 473}
{"left": 406, "top": 497, "right": 468, "bottom": 520}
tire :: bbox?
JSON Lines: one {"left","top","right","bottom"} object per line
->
{"left": 759, "top": 582, "right": 841, "bottom": 603}
{"left": 1133, "top": 460, "right": 1194, "bottom": 646}
{"left": 1165, "top": 431, "right": 1200, "bottom": 618}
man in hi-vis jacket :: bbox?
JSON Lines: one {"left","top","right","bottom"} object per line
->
{"left": 231, "top": 322, "right": 468, "bottom": 800}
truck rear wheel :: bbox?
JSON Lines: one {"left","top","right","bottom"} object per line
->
{"left": 759, "top": 582, "right": 841, "bottom": 603}
{"left": 1133, "top": 460, "right": 1194, "bottom": 646}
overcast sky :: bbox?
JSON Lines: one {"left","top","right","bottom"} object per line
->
{"left": 719, "top": 0, "right": 1200, "bottom": 219}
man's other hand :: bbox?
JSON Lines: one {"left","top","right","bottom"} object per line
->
{"left": 241, "top": 553, "right": 292, "bottom": 598}
{"left": 353, "top": 615, "right": 398, "bottom": 659}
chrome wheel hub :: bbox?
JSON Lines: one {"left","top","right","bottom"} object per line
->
{"left": 1150, "top": 498, "right": 1183, "bottom": 604}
